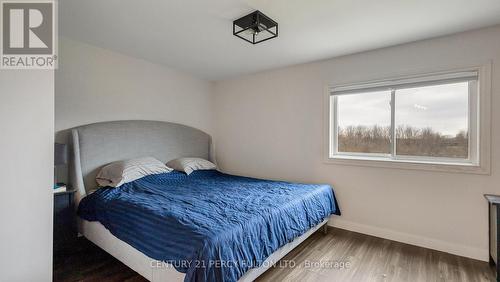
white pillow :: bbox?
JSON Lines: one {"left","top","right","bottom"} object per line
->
{"left": 96, "top": 157, "right": 172, "bottom": 187}
{"left": 166, "top": 157, "right": 216, "bottom": 175}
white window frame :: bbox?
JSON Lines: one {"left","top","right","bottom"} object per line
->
{"left": 323, "top": 64, "right": 491, "bottom": 174}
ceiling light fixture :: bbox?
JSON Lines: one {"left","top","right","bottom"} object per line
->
{"left": 233, "top": 10, "right": 278, "bottom": 44}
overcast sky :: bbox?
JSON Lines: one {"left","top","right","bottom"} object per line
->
{"left": 337, "top": 82, "right": 469, "bottom": 136}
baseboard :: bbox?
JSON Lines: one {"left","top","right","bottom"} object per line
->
{"left": 328, "top": 218, "right": 488, "bottom": 262}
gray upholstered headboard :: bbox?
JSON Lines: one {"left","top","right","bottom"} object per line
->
{"left": 70, "top": 120, "right": 213, "bottom": 204}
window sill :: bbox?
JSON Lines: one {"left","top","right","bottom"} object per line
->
{"left": 324, "top": 155, "right": 490, "bottom": 175}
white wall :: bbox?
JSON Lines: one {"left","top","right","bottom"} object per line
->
{"left": 55, "top": 38, "right": 214, "bottom": 134}
{"left": 0, "top": 70, "right": 54, "bottom": 281}
{"left": 214, "top": 25, "right": 500, "bottom": 261}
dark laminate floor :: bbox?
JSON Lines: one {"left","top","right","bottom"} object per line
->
{"left": 54, "top": 228, "right": 495, "bottom": 282}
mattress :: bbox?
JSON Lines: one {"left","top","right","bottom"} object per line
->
{"left": 78, "top": 170, "right": 340, "bottom": 282}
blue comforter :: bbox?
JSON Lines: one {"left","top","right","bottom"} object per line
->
{"left": 78, "top": 170, "right": 340, "bottom": 282}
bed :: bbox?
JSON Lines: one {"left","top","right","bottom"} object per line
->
{"left": 69, "top": 120, "right": 340, "bottom": 282}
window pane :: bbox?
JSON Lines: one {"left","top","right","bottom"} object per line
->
{"left": 336, "top": 91, "right": 391, "bottom": 154}
{"left": 395, "top": 82, "right": 469, "bottom": 159}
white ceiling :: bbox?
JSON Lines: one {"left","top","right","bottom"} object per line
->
{"left": 60, "top": 0, "right": 500, "bottom": 81}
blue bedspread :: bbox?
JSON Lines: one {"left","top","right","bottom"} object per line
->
{"left": 78, "top": 170, "right": 340, "bottom": 282}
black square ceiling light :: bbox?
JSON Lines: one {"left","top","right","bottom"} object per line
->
{"left": 233, "top": 10, "right": 278, "bottom": 44}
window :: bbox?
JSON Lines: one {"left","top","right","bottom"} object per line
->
{"left": 329, "top": 71, "right": 482, "bottom": 168}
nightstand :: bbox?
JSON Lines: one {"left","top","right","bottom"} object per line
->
{"left": 485, "top": 194, "right": 500, "bottom": 281}
{"left": 53, "top": 187, "right": 77, "bottom": 258}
